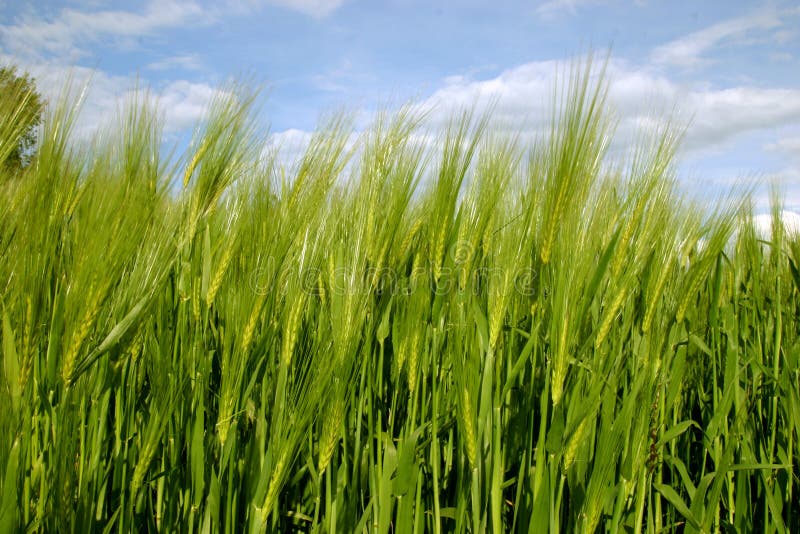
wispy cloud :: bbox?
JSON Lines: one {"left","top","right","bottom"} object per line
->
{"left": 0, "top": 0, "right": 210, "bottom": 62}
{"left": 0, "top": 0, "right": 346, "bottom": 65}
{"left": 146, "top": 54, "right": 204, "bottom": 72}
{"left": 535, "top": 0, "right": 608, "bottom": 17}
{"left": 765, "top": 136, "right": 800, "bottom": 156}
{"left": 229, "top": 0, "right": 346, "bottom": 18}
{"left": 263, "top": 0, "right": 345, "bottom": 18}
{"left": 769, "top": 51, "right": 794, "bottom": 63}
{"left": 650, "top": 8, "right": 796, "bottom": 68}
{"left": 309, "top": 58, "right": 378, "bottom": 95}
{"left": 0, "top": 0, "right": 346, "bottom": 136}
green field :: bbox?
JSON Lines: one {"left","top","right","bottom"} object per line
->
{"left": 1, "top": 60, "right": 799, "bottom": 532}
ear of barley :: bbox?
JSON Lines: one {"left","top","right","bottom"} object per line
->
{"left": 216, "top": 396, "right": 235, "bottom": 447}
{"left": 612, "top": 196, "right": 647, "bottom": 277}
{"left": 281, "top": 296, "right": 305, "bottom": 366}
{"left": 642, "top": 259, "right": 674, "bottom": 334}
{"left": 457, "top": 262, "right": 470, "bottom": 291}
{"left": 19, "top": 296, "right": 33, "bottom": 391}
{"left": 456, "top": 231, "right": 478, "bottom": 289}
{"left": 397, "top": 217, "right": 422, "bottom": 263}
{"left": 411, "top": 248, "right": 424, "bottom": 283}
{"left": 461, "top": 388, "right": 478, "bottom": 467}
{"left": 433, "top": 226, "right": 446, "bottom": 282}
{"left": 260, "top": 447, "right": 291, "bottom": 518}
{"left": 595, "top": 285, "right": 628, "bottom": 350}
{"left": 62, "top": 287, "right": 104, "bottom": 385}
{"left": 327, "top": 252, "right": 336, "bottom": 288}
{"left": 277, "top": 261, "right": 292, "bottom": 295}
{"left": 192, "top": 276, "right": 201, "bottom": 323}
{"left": 489, "top": 271, "right": 510, "bottom": 348}
{"left": 407, "top": 329, "right": 421, "bottom": 393}
{"left": 370, "top": 241, "right": 390, "bottom": 289}
{"left": 207, "top": 239, "right": 236, "bottom": 305}
{"left": 540, "top": 187, "right": 565, "bottom": 265}
{"left": 481, "top": 222, "right": 493, "bottom": 258}
{"left": 675, "top": 267, "right": 709, "bottom": 323}
{"left": 183, "top": 138, "right": 208, "bottom": 187}
{"left": 563, "top": 415, "right": 590, "bottom": 471}
{"left": 131, "top": 430, "right": 159, "bottom": 497}
{"left": 317, "top": 272, "right": 327, "bottom": 307}
{"left": 186, "top": 196, "right": 200, "bottom": 243}
{"left": 551, "top": 310, "right": 570, "bottom": 405}
{"left": 241, "top": 294, "right": 266, "bottom": 353}
{"left": 317, "top": 395, "right": 343, "bottom": 473}
{"left": 393, "top": 334, "right": 407, "bottom": 379}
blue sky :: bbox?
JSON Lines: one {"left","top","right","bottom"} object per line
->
{"left": 1, "top": 0, "right": 799, "bottom": 210}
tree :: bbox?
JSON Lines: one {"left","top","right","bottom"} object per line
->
{"left": 0, "top": 65, "right": 45, "bottom": 171}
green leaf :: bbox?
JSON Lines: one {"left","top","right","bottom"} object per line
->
{"left": 578, "top": 225, "right": 620, "bottom": 326}
{"left": 70, "top": 294, "right": 152, "bottom": 381}
{"left": 46, "top": 285, "right": 66, "bottom": 385}
{"left": 1, "top": 308, "right": 20, "bottom": 406}
{"left": 191, "top": 409, "right": 205, "bottom": 505}
{"left": 0, "top": 438, "right": 20, "bottom": 532}
{"left": 788, "top": 257, "right": 800, "bottom": 293}
{"left": 471, "top": 298, "right": 490, "bottom": 353}
{"left": 688, "top": 334, "right": 712, "bottom": 357}
{"left": 688, "top": 472, "right": 715, "bottom": 525}
{"left": 202, "top": 223, "right": 212, "bottom": 298}
{"left": 727, "top": 463, "right": 790, "bottom": 472}
{"left": 662, "top": 454, "right": 697, "bottom": 496}
{"left": 376, "top": 296, "right": 392, "bottom": 345}
{"left": 654, "top": 483, "right": 701, "bottom": 530}
{"left": 501, "top": 328, "right": 536, "bottom": 399}
{"left": 657, "top": 420, "right": 699, "bottom": 448}
{"left": 394, "top": 428, "right": 422, "bottom": 496}
{"left": 545, "top": 406, "right": 565, "bottom": 455}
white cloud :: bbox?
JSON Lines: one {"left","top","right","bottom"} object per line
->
{"left": 680, "top": 87, "right": 800, "bottom": 152}
{"left": 0, "top": 1, "right": 209, "bottom": 62}
{"left": 752, "top": 211, "right": 800, "bottom": 237}
{"left": 76, "top": 76, "right": 221, "bottom": 139}
{"left": 158, "top": 80, "right": 223, "bottom": 132}
{"left": 419, "top": 60, "right": 560, "bottom": 129}
{"left": 417, "top": 58, "right": 800, "bottom": 159}
{"left": 266, "top": 128, "right": 314, "bottom": 166}
{"left": 0, "top": 53, "right": 222, "bottom": 140}
{"left": 650, "top": 9, "right": 793, "bottom": 68}
{"left": 755, "top": 168, "right": 800, "bottom": 212}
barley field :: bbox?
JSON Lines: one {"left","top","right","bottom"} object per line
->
{"left": 1, "top": 60, "right": 798, "bottom": 532}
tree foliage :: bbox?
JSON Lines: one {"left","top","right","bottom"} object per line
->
{"left": 0, "top": 65, "right": 45, "bottom": 171}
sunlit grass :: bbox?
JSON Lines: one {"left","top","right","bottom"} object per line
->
{"left": 1, "top": 57, "right": 798, "bottom": 532}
